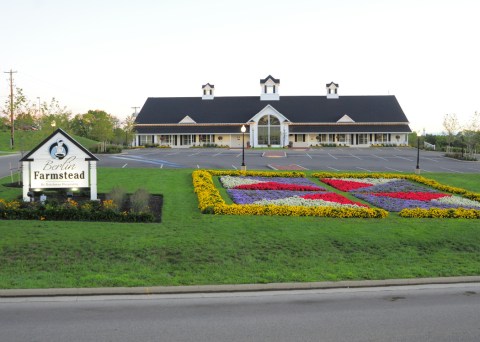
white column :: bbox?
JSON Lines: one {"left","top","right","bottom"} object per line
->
{"left": 22, "top": 161, "right": 30, "bottom": 202}
{"left": 90, "top": 161, "right": 98, "bottom": 200}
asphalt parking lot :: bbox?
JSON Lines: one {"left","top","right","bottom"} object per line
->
{"left": 98, "top": 147, "right": 480, "bottom": 173}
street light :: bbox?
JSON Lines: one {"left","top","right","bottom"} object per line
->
{"left": 415, "top": 131, "right": 421, "bottom": 174}
{"left": 241, "top": 125, "right": 246, "bottom": 171}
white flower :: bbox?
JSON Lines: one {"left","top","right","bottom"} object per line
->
{"left": 220, "top": 176, "right": 266, "bottom": 188}
{"left": 253, "top": 196, "right": 364, "bottom": 208}
{"left": 432, "top": 196, "right": 480, "bottom": 208}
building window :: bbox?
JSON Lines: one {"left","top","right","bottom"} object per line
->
{"left": 358, "top": 134, "right": 368, "bottom": 144}
{"left": 375, "top": 133, "right": 389, "bottom": 142}
{"left": 257, "top": 115, "right": 281, "bottom": 145}
{"left": 265, "top": 85, "right": 275, "bottom": 94}
{"left": 139, "top": 135, "right": 149, "bottom": 145}
{"left": 199, "top": 134, "right": 214, "bottom": 144}
{"left": 158, "top": 135, "right": 173, "bottom": 145}
{"left": 181, "top": 135, "right": 192, "bottom": 145}
{"left": 336, "top": 134, "right": 346, "bottom": 143}
{"left": 295, "top": 134, "right": 306, "bottom": 142}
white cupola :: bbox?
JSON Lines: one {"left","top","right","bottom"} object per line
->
{"left": 326, "top": 82, "right": 339, "bottom": 99}
{"left": 202, "top": 83, "right": 215, "bottom": 100}
{"left": 260, "top": 75, "right": 280, "bottom": 101}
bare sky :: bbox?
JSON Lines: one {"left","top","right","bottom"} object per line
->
{"left": 1, "top": 0, "right": 478, "bottom": 133}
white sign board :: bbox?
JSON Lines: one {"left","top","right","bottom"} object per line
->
{"left": 21, "top": 128, "right": 99, "bottom": 201}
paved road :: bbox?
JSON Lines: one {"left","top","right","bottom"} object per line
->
{"left": 0, "top": 153, "right": 21, "bottom": 180}
{"left": 1, "top": 283, "right": 479, "bottom": 342}
{"left": 98, "top": 147, "right": 480, "bottom": 173}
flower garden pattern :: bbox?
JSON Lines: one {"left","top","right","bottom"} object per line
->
{"left": 321, "top": 177, "right": 480, "bottom": 212}
{"left": 313, "top": 172, "right": 480, "bottom": 218}
{"left": 193, "top": 170, "right": 387, "bottom": 218}
{"left": 193, "top": 170, "right": 480, "bottom": 219}
{"left": 220, "top": 176, "right": 367, "bottom": 209}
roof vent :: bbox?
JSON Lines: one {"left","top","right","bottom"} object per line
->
{"left": 260, "top": 75, "right": 280, "bottom": 101}
{"left": 202, "top": 83, "right": 214, "bottom": 100}
{"left": 326, "top": 82, "right": 339, "bottom": 99}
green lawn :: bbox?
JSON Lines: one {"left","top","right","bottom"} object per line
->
{"left": 0, "top": 168, "right": 479, "bottom": 289}
{"left": 0, "top": 130, "right": 98, "bottom": 152}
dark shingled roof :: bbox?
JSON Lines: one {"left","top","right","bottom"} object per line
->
{"left": 260, "top": 75, "right": 280, "bottom": 84}
{"left": 134, "top": 96, "right": 410, "bottom": 128}
{"left": 136, "top": 125, "right": 249, "bottom": 134}
{"left": 326, "top": 82, "right": 339, "bottom": 88}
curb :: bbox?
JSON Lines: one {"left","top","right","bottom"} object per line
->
{"left": 1, "top": 276, "right": 480, "bottom": 298}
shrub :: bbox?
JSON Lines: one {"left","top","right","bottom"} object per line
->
{"left": 106, "top": 186, "right": 127, "bottom": 212}
{"left": 130, "top": 188, "right": 151, "bottom": 214}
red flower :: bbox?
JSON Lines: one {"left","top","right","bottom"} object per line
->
{"left": 301, "top": 193, "right": 368, "bottom": 207}
{"left": 321, "top": 179, "right": 372, "bottom": 191}
{"left": 371, "top": 192, "right": 450, "bottom": 201}
{"left": 234, "top": 182, "right": 324, "bottom": 191}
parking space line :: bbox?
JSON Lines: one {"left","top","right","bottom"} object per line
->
{"left": 394, "top": 155, "right": 414, "bottom": 161}
{"left": 327, "top": 166, "right": 340, "bottom": 171}
{"left": 213, "top": 152, "right": 223, "bottom": 157}
{"left": 166, "top": 152, "right": 179, "bottom": 156}
{"left": 122, "top": 163, "right": 128, "bottom": 168}
{"left": 305, "top": 153, "right": 313, "bottom": 159}
{"left": 295, "top": 164, "right": 309, "bottom": 170}
{"left": 423, "top": 157, "right": 439, "bottom": 163}
{"left": 236, "top": 153, "right": 242, "bottom": 158}
{"left": 349, "top": 153, "right": 362, "bottom": 160}
{"left": 371, "top": 154, "right": 389, "bottom": 161}
{"left": 232, "top": 165, "right": 237, "bottom": 170}
{"left": 197, "top": 164, "right": 200, "bottom": 168}
{"left": 439, "top": 167, "right": 463, "bottom": 173}
{"left": 420, "top": 169, "right": 433, "bottom": 173}
{"left": 188, "top": 152, "right": 201, "bottom": 156}
{"left": 328, "top": 153, "right": 338, "bottom": 160}
{"left": 267, "top": 164, "right": 278, "bottom": 170}
{"left": 160, "top": 164, "right": 163, "bottom": 169}
{"left": 385, "top": 167, "right": 403, "bottom": 172}
{"left": 356, "top": 167, "right": 372, "bottom": 172}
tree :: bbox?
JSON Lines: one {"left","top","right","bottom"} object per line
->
{"left": 122, "top": 113, "right": 136, "bottom": 146}
{"left": 462, "top": 111, "right": 480, "bottom": 154}
{"left": 36, "top": 98, "right": 72, "bottom": 132}
{"left": 442, "top": 113, "right": 460, "bottom": 146}
{"left": 71, "top": 110, "right": 116, "bottom": 143}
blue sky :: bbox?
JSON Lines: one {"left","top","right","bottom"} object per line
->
{"left": 1, "top": 0, "right": 479, "bottom": 133}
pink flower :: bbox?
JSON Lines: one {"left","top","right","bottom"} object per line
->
{"left": 234, "top": 182, "right": 324, "bottom": 191}
{"left": 321, "top": 179, "right": 373, "bottom": 191}
{"left": 371, "top": 192, "right": 450, "bottom": 201}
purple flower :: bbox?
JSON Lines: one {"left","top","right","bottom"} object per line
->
{"left": 353, "top": 180, "right": 438, "bottom": 193}
{"left": 227, "top": 190, "right": 323, "bottom": 205}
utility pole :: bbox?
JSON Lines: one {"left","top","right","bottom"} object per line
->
{"left": 4, "top": 69, "right": 17, "bottom": 149}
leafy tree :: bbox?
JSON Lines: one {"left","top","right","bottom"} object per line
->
{"left": 462, "top": 111, "right": 480, "bottom": 153}
{"left": 122, "top": 113, "right": 136, "bottom": 146}
{"left": 442, "top": 113, "right": 460, "bottom": 146}
{"left": 71, "top": 110, "right": 116, "bottom": 143}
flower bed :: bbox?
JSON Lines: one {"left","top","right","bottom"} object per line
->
{"left": 314, "top": 172, "right": 480, "bottom": 218}
{"left": 0, "top": 196, "right": 160, "bottom": 222}
{"left": 193, "top": 170, "right": 387, "bottom": 218}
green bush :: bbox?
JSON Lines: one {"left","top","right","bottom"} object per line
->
{"left": 130, "top": 188, "right": 150, "bottom": 214}
{"left": 106, "top": 186, "right": 127, "bottom": 212}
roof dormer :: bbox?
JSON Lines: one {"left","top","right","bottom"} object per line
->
{"left": 326, "top": 82, "right": 339, "bottom": 99}
{"left": 260, "top": 75, "right": 280, "bottom": 101}
{"left": 202, "top": 83, "right": 214, "bottom": 100}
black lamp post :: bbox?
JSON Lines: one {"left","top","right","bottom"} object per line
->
{"left": 415, "top": 132, "right": 421, "bottom": 174}
{"left": 241, "top": 125, "right": 246, "bottom": 170}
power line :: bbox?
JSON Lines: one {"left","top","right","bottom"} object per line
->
{"left": 4, "top": 69, "right": 17, "bottom": 149}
